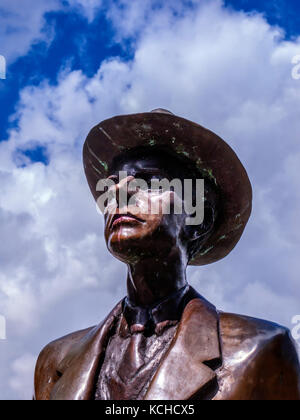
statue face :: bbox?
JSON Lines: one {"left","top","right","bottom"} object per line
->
{"left": 103, "top": 151, "right": 190, "bottom": 264}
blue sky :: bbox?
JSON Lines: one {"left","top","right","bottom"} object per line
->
{"left": 225, "top": 0, "right": 300, "bottom": 38}
{"left": 0, "top": 0, "right": 300, "bottom": 400}
{"left": 0, "top": 4, "right": 126, "bottom": 142}
{"left": 1, "top": 0, "right": 300, "bottom": 144}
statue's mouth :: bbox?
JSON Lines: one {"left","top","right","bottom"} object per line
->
{"left": 110, "top": 212, "right": 145, "bottom": 228}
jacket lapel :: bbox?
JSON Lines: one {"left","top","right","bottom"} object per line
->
{"left": 49, "top": 297, "right": 221, "bottom": 400}
{"left": 145, "top": 297, "right": 221, "bottom": 400}
{"left": 50, "top": 302, "right": 122, "bottom": 401}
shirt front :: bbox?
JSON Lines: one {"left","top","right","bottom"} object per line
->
{"left": 94, "top": 285, "right": 199, "bottom": 400}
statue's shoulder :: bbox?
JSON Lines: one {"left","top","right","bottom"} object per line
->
{"left": 217, "top": 311, "right": 300, "bottom": 400}
{"left": 218, "top": 311, "right": 298, "bottom": 359}
{"left": 34, "top": 326, "right": 94, "bottom": 400}
{"left": 34, "top": 300, "right": 123, "bottom": 400}
{"left": 37, "top": 326, "right": 95, "bottom": 367}
{"left": 219, "top": 311, "right": 291, "bottom": 344}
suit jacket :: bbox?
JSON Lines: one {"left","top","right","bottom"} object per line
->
{"left": 34, "top": 297, "right": 300, "bottom": 400}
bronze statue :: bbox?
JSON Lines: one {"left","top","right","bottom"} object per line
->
{"left": 34, "top": 109, "right": 300, "bottom": 400}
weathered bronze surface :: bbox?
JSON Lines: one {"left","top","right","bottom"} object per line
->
{"left": 34, "top": 110, "right": 300, "bottom": 400}
{"left": 83, "top": 109, "right": 252, "bottom": 266}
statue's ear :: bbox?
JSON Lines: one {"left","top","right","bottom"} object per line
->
{"left": 184, "top": 204, "right": 216, "bottom": 245}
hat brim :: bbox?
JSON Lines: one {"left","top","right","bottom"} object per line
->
{"left": 83, "top": 112, "right": 252, "bottom": 266}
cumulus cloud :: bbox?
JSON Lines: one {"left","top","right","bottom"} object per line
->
{"left": 0, "top": 0, "right": 103, "bottom": 64}
{"left": 106, "top": 0, "right": 201, "bottom": 42}
{"left": 1, "top": 0, "right": 300, "bottom": 399}
{"left": 0, "top": 0, "right": 60, "bottom": 63}
{"left": 9, "top": 354, "right": 36, "bottom": 400}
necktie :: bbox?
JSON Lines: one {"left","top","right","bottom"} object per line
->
{"left": 117, "top": 333, "right": 145, "bottom": 382}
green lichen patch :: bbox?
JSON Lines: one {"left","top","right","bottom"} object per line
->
{"left": 149, "top": 139, "right": 156, "bottom": 146}
{"left": 200, "top": 245, "right": 214, "bottom": 256}
{"left": 175, "top": 144, "right": 190, "bottom": 158}
{"left": 98, "top": 159, "right": 108, "bottom": 172}
{"left": 201, "top": 168, "right": 217, "bottom": 186}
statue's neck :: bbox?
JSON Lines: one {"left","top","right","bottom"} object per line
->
{"left": 126, "top": 251, "right": 187, "bottom": 307}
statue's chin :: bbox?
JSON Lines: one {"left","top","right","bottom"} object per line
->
{"left": 108, "top": 237, "right": 155, "bottom": 264}
{"left": 108, "top": 235, "right": 139, "bottom": 256}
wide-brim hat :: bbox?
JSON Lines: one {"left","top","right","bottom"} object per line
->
{"left": 83, "top": 109, "right": 252, "bottom": 266}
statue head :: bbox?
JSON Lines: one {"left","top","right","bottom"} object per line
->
{"left": 102, "top": 145, "right": 219, "bottom": 266}
{"left": 83, "top": 109, "right": 252, "bottom": 266}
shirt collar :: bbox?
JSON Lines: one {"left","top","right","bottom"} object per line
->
{"left": 122, "top": 285, "right": 199, "bottom": 335}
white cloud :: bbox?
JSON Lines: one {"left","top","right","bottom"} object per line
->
{"left": 106, "top": 0, "right": 202, "bottom": 42}
{"left": 0, "top": 0, "right": 60, "bottom": 63}
{"left": 0, "top": 0, "right": 103, "bottom": 64}
{"left": 9, "top": 354, "right": 36, "bottom": 400}
{"left": 1, "top": 0, "right": 300, "bottom": 399}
